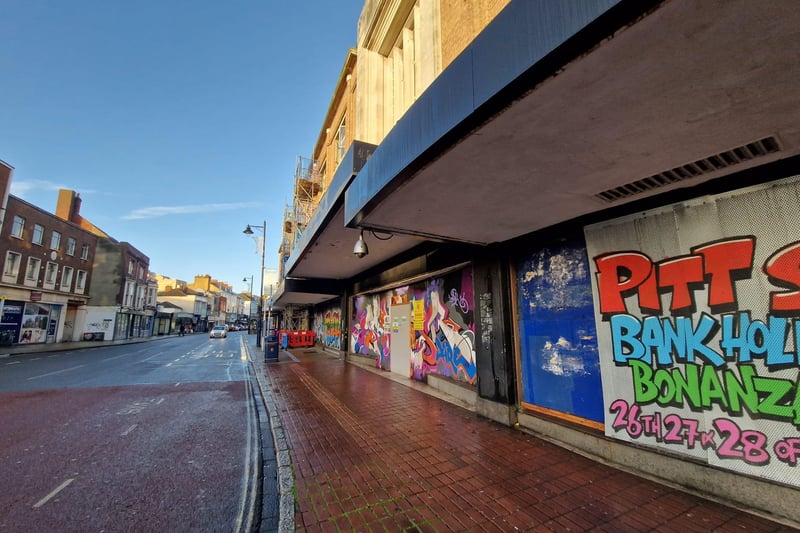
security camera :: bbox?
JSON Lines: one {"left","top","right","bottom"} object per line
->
{"left": 353, "top": 230, "right": 368, "bottom": 258}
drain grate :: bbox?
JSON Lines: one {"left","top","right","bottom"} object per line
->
{"left": 595, "top": 136, "right": 781, "bottom": 203}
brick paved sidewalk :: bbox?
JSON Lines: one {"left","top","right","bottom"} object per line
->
{"left": 261, "top": 348, "right": 794, "bottom": 532}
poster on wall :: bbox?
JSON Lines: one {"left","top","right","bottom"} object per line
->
{"left": 0, "top": 300, "right": 24, "bottom": 341}
{"left": 20, "top": 302, "right": 52, "bottom": 344}
{"left": 585, "top": 175, "right": 800, "bottom": 488}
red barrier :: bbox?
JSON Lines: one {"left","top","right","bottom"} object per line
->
{"left": 281, "top": 330, "right": 316, "bottom": 348}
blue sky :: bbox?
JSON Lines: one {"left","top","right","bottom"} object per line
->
{"left": 1, "top": 1, "right": 364, "bottom": 295}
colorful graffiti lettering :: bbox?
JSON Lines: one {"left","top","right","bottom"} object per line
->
{"left": 351, "top": 294, "right": 390, "bottom": 368}
{"left": 593, "top": 232, "right": 800, "bottom": 482}
{"left": 608, "top": 399, "right": 795, "bottom": 466}
{"left": 411, "top": 280, "right": 477, "bottom": 384}
{"left": 610, "top": 312, "right": 800, "bottom": 368}
{"left": 350, "top": 269, "right": 477, "bottom": 383}
{"left": 448, "top": 288, "right": 469, "bottom": 313}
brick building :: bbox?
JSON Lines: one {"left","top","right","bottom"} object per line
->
{"left": 0, "top": 193, "right": 98, "bottom": 344}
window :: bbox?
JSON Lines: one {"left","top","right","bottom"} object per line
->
{"left": 335, "top": 116, "right": 347, "bottom": 163}
{"left": 138, "top": 265, "right": 145, "bottom": 280}
{"left": 128, "top": 259, "right": 135, "bottom": 275}
{"left": 3, "top": 251, "right": 21, "bottom": 280}
{"left": 66, "top": 237, "right": 76, "bottom": 256}
{"left": 44, "top": 262, "right": 58, "bottom": 286}
{"left": 318, "top": 160, "right": 327, "bottom": 187}
{"left": 50, "top": 231, "right": 62, "bottom": 250}
{"left": 61, "top": 266, "right": 74, "bottom": 291}
{"left": 25, "top": 257, "right": 41, "bottom": 282}
{"left": 124, "top": 280, "right": 135, "bottom": 306}
{"left": 11, "top": 216, "right": 25, "bottom": 238}
{"left": 80, "top": 244, "right": 89, "bottom": 260}
{"left": 75, "top": 270, "right": 87, "bottom": 293}
{"left": 32, "top": 224, "right": 44, "bottom": 245}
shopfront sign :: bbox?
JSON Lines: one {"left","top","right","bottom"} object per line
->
{"left": 585, "top": 176, "right": 800, "bottom": 488}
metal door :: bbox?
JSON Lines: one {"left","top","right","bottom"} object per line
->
{"left": 389, "top": 303, "right": 411, "bottom": 377}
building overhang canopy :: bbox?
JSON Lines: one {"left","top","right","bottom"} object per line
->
{"left": 273, "top": 141, "right": 424, "bottom": 307}
{"left": 277, "top": 0, "right": 800, "bottom": 307}
{"left": 344, "top": 0, "right": 800, "bottom": 245}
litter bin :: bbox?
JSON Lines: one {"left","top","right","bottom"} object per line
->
{"left": 264, "top": 329, "right": 279, "bottom": 361}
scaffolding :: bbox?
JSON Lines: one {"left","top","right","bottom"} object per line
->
{"left": 291, "top": 155, "right": 322, "bottom": 253}
{"left": 278, "top": 204, "right": 294, "bottom": 281}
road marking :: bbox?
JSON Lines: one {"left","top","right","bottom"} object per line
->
{"left": 6, "top": 361, "right": 20, "bottom": 365}
{"left": 33, "top": 478, "right": 74, "bottom": 508}
{"left": 156, "top": 398, "right": 165, "bottom": 405}
{"left": 27, "top": 364, "right": 85, "bottom": 380}
{"left": 175, "top": 382, "right": 181, "bottom": 387}
{"left": 103, "top": 353, "right": 128, "bottom": 361}
{"left": 165, "top": 363, "right": 173, "bottom": 367}
{"left": 121, "top": 424, "right": 138, "bottom": 436}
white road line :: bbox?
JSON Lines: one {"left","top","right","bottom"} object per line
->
{"left": 156, "top": 398, "right": 165, "bottom": 405}
{"left": 6, "top": 361, "right": 20, "bottom": 365}
{"left": 27, "top": 364, "right": 85, "bottom": 380}
{"left": 33, "top": 478, "right": 74, "bottom": 508}
{"left": 121, "top": 424, "right": 138, "bottom": 436}
{"left": 175, "top": 382, "right": 181, "bottom": 387}
{"left": 165, "top": 363, "right": 172, "bottom": 367}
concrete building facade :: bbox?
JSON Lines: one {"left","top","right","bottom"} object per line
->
{"left": 273, "top": 0, "right": 800, "bottom": 523}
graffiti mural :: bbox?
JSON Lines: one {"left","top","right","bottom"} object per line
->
{"left": 313, "top": 304, "right": 342, "bottom": 350}
{"left": 350, "top": 267, "right": 477, "bottom": 384}
{"left": 351, "top": 292, "right": 391, "bottom": 368}
{"left": 585, "top": 176, "right": 800, "bottom": 488}
{"left": 411, "top": 271, "right": 477, "bottom": 384}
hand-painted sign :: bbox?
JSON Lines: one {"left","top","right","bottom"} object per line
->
{"left": 585, "top": 176, "right": 800, "bottom": 488}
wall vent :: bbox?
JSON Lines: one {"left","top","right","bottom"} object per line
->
{"left": 594, "top": 136, "right": 781, "bottom": 203}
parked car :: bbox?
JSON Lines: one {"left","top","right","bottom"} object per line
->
{"left": 210, "top": 325, "right": 227, "bottom": 339}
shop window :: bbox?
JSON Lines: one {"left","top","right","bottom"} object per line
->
{"left": 515, "top": 238, "right": 604, "bottom": 425}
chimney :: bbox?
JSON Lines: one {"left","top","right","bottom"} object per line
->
{"left": 56, "top": 189, "right": 82, "bottom": 223}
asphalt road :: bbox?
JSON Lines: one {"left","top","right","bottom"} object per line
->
{"left": 0, "top": 331, "right": 274, "bottom": 532}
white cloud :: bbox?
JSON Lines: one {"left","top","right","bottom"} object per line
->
{"left": 122, "top": 202, "right": 261, "bottom": 220}
{"left": 10, "top": 180, "right": 68, "bottom": 195}
{"left": 10, "top": 180, "right": 99, "bottom": 196}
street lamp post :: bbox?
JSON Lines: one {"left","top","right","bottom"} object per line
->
{"left": 243, "top": 276, "right": 254, "bottom": 332}
{"left": 243, "top": 221, "right": 266, "bottom": 347}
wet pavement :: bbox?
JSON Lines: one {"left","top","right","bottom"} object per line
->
{"left": 247, "top": 341, "right": 797, "bottom": 533}
{"left": 5, "top": 335, "right": 795, "bottom": 531}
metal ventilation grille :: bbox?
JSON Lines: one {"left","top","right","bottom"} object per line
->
{"left": 595, "top": 136, "right": 782, "bottom": 203}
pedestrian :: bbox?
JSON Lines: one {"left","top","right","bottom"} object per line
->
{"left": 179, "top": 324, "right": 185, "bottom": 336}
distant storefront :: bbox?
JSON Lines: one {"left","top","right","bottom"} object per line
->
{"left": 0, "top": 300, "right": 61, "bottom": 344}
